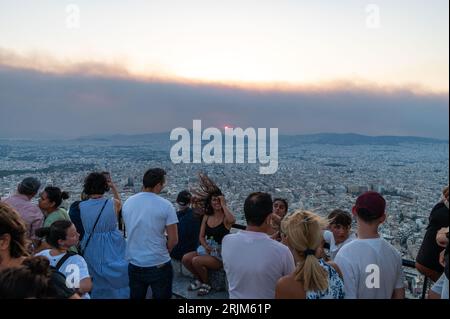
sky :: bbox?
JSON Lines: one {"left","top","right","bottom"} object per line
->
{"left": 0, "top": 0, "right": 448, "bottom": 138}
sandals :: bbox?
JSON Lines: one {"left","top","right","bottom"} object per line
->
{"left": 197, "top": 283, "right": 212, "bottom": 296}
{"left": 188, "top": 280, "right": 212, "bottom": 296}
{"left": 188, "top": 280, "right": 202, "bottom": 291}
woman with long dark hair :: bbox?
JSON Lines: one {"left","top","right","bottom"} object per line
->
{"left": 181, "top": 173, "right": 235, "bottom": 296}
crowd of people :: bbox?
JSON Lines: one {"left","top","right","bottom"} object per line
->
{"left": 0, "top": 169, "right": 448, "bottom": 299}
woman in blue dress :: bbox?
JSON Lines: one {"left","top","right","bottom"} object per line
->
{"left": 79, "top": 172, "right": 129, "bottom": 299}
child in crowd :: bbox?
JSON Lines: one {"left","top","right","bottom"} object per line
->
{"left": 270, "top": 198, "right": 289, "bottom": 241}
{"left": 323, "top": 209, "right": 356, "bottom": 260}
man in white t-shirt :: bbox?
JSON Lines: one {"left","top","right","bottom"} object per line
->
{"left": 335, "top": 191, "right": 405, "bottom": 299}
{"left": 122, "top": 168, "right": 178, "bottom": 299}
{"left": 222, "top": 192, "right": 295, "bottom": 299}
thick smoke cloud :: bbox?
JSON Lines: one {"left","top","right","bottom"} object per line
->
{"left": 0, "top": 64, "right": 448, "bottom": 139}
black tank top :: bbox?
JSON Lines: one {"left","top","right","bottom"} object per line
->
{"left": 205, "top": 217, "right": 230, "bottom": 245}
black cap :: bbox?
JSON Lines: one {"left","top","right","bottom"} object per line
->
{"left": 176, "top": 190, "right": 192, "bottom": 206}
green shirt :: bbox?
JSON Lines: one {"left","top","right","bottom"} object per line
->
{"left": 43, "top": 208, "right": 70, "bottom": 227}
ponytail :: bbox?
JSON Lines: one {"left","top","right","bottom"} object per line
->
{"left": 61, "top": 191, "right": 70, "bottom": 201}
{"left": 43, "top": 186, "right": 70, "bottom": 208}
{"left": 295, "top": 253, "right": 328, "bottom": 292}
{"left": 35, "top": 227, "right": 50, "bottom": 238}
{"left": 282, "top": 210, "right": 329, "bottom": 292}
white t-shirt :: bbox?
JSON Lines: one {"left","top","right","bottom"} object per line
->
{"left": 323, "top": 230, "right": 357, "bottom": 260}
{"left": 334, "top": 238, "right": 405, "bottom": 299}
{"left": 35, "top": 249, "right": 91, "bottom": 299}
{"left": 222, "top": 230, "right": 295, "bottom": 299}
{"left": 122, "top": 192, "right": 178, "bottom": 267}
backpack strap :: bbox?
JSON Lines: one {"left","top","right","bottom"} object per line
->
{"left": 55, "top": 251, "right": 77, "bottom": 271}
{"left": 70, "top": 201, "right": 85, "bottom": 242}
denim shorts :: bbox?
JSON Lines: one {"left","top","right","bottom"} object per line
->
{"left": 196, "top": 245, "right": 222, "bottom": 261}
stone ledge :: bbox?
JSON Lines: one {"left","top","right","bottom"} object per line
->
{"left": 172, "top": 259, "right": 229, "bottom": 299}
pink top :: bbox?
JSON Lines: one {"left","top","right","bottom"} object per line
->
{"left": 3, "top": 194, "right": 44, "bottom": 240}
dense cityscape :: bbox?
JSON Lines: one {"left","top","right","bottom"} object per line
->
{"left": 0, "top": 135, "right": 448, "bottom": 298}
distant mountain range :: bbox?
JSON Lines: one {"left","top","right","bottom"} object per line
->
{"left": 73, "top": 132, "right": 448, "bottom": 146}
{"left": 279, "top": 133, "right": 448, "bottom": 145}
{"left": 74, "top": 132, "right": 169, "bottom": 143}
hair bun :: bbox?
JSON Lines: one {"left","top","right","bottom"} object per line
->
{"left": 34, "top": 227, "right": 51, "bottom": 238}
{"left": 22, "top": 256, "right": 51, "bottom": 276}
{"left": 61, "top": 191, "right": 70, "bottom": 200}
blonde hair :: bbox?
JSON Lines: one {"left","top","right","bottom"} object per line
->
{"left": 281, "top": 210, "right": 328, "bottom": 292}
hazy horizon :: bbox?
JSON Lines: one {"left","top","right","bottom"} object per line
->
{"left": 0, "top": 63, "right": 448, "bottom": 139}
{"left": 0, "top": 127, "right": 448, "bottom": 142}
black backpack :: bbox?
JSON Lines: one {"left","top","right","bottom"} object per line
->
{"left": 48, "top": 251, "right": 78, "bottom": 297}
{"left": 48, "top": 264, "right": 76, "bottom": 299}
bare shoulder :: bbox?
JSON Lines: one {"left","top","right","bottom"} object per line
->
{"left": 277, "top": 274, "right": 293, "bottom": 284}
{"left": 276, "top": 274, "right": 305, "bottom": 299}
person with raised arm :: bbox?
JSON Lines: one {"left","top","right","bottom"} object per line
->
{"left": 181, "top": 173, "right": 235, "bottom": 296}
{"left": 79, "top": 172, "right": 129, "bottom": 299}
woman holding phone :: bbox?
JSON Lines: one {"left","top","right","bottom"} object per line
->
{"left": 79, "top": 172, "right": 129, "bottom": 299}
